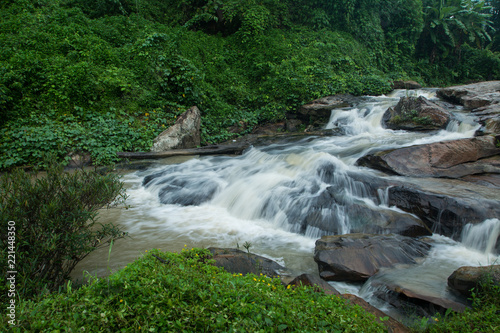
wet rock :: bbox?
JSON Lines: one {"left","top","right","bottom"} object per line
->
{"left": 314, "top": 233, "right": 430, "bottom": 282}
{"left": 342, "top": 294, "right": 411, "bottom": 333}
{"left": 437, "top": 81, "right": 500, "bottom": 135}
{"left": 287, "top": 274, "right": 341, "bottom": 296}
{"left": 374, "top": 283, "right": 468, "bottom": 317}
{"left": 392, "top": 80, "right": 422, "bottom": 90}
{"left": 387, "top": 184, "right": 500, "bottom": 239}
{"left": 437, "top": 81, "right": 500, "bottom": 108}
{"left": 383, "top": 96, "right": 451, "bottom": 131}
{"left": 296, "top": 95, "right": 357, "bottom": 127}
{"left": 448, "top": 265, "right": 500, "bottom": 298}
{"left": 357, "top": 136, "right": 500, "bottom": 178}
{"left": 151, "top": 106, "right": 201, "bottom": 152}
{"left": 461, "top": 171, "right": 500, "bottom": 188}
{"left": 347, "top": 202, "right": 432, "bottom": 238}
{"left": 208, "top": 248, "right": 290, "bottom": 278}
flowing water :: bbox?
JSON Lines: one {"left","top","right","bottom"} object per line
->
{"left": 72, "top": 89, "right": 498, "bottom": 316}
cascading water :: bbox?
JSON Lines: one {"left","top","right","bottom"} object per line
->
{"left": 461, "top": 218, "right": 500, "bottom": 255}
{"left": 72, "top": 89, "right": 494, "bottom": 318}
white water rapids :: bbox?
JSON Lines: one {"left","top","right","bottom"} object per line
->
{"left": 72, "top": 89, "right": 499, "bottom": 317}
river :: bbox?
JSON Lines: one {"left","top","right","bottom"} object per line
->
{"left": 72, "top": 89, "right": 499, "bottom": 317}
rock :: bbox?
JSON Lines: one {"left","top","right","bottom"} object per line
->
{"left": 392, "top": 80, "right": 422, "bottom": 90}
{"left": 207, "top": 248, "right": 290, "bottom": 278}
{"left": 437, "top": 81, "right": 500, "bottom": 108}
{"left": 374, "top": 283, "right": 467, "bottom": 317}
{"left": 437, "top": 81, "right": 500, "bottom": 135}
{"left": 448, "top": 265, "right": 500, "bottom": 298}
{"left": 314, "top": 233, "right": 430, "bottom": 282}
{"left": 382, "top": 96, "right": 451, "bottom": 131}
{"left": 342, "top": 294, "right": 411, "bottom": 333}
{"left": 473, "top": 104, "right": 500, "bottom": 135}
{"left": 296, "top": 95, "right": 357, "bottom": 127}
{"left": 388, "top": 183, "right": 500, "bottom": 238}
{"left": 66, "top": 152, "right": 92, "bottom": 168}
{"left": 151, "top": 106, "right": 201, "bottom": 152}
{"left": 287, "top": 274, "right": 341, "bottom": 296}
{"left": 357, "top": 136, "right": 500, "bottom": 178}
{"left": 285, "top": 118, "right": 304, "bottom": 132}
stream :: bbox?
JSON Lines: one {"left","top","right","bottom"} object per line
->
{"left": 72, "top": 89, "right": 499, "bottom": 318}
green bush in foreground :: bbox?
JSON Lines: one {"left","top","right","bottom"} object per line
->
{"left": 0, "top": 160, "right": 127, "bottom": 302}
{"left": 2, "top": 248, "right": 386, "bottom": 332}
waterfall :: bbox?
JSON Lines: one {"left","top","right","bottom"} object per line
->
{"left": 461, "top": 218, "right": 500, "bottom": 255}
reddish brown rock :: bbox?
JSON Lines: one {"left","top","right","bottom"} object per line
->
{"left": 357, "top": 136, "right": 500, "bottom": 178}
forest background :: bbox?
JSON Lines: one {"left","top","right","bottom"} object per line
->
{"left": 1, "top": 0, "right": 500, "bottom": 169}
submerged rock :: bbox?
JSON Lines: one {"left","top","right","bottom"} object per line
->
{"left": 314, "top": 233, "right": 430, "bottom": 282}
{"left": 447, "top": 265, "right": 500, "bottom": 298}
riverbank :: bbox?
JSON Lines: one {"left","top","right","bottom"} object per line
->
{"left": 3, "top": 248, "right": 499, "bottom": 332}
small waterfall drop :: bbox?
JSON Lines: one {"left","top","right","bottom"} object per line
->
{"left": 461, "top": 218, "right": 500, "bottom": 255}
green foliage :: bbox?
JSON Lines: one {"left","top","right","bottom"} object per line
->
{"left": 391, "top": 108, "right": 433, "bottom": 126}
{"left": 418, "top": 0, "right": 494, "bottom": 62}
{"left": 0, "top": 159, "right": 127, "bottom": 302}
{"left": 0, "top": 108, "right": 179, "bottom": 169}
{"left": 1, "top": 248, "right": 386, "bottom": 332}
{"left": 1, "top": 0, "right": 499, "bottom": 169}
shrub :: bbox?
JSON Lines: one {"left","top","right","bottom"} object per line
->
{"left": 2, "top": 248, "right": 387, "bottom": 332}
{"left": 0, "top": 159, "right": 127, "bottom": 302}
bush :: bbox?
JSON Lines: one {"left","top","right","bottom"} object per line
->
{"left": 0, "top": 160, "right": 127, "bottom": 302}
{"left": 2, "top": 248, "right": 387, "bottom": 332}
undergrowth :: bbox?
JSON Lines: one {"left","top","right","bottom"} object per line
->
{"left": 1, "top": 248, "right": 386, "bottom": 332}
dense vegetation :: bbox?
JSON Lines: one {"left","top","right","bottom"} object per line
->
{"left": 1, "top": 247, "right": 498, "bottom": 332}
{"left": 0, "top": 248, "right": 383, "bottom": 332}
{"left": 1, "top": 0, "right": 500, "bottom": 169}
{"left": 0, "top": 159, "right": 127, "bottom": 302}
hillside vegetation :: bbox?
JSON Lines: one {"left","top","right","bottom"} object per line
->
{"left": 1, "top": 0, "right": 500, "bottom": 169}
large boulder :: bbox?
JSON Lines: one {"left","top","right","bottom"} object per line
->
{"left": 382, "top": 96, "right": 451, "bottom": 131}
{"left": 448, "top": 265, "right": 500, "bottom": 297}
{"left": 437, "top": 81, "right": 500, "bottom": 135}
{"left": 357, "top": 136, "right": 500, "bottom": 178}
{"left": 151, "top": 106, "right": 201, "bottom": 152}
{"left": 314, "top": 233, "right": 430, "bottom": 282}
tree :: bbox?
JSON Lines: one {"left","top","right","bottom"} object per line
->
{"left": 418, "top": 0, "right": 493, "bottom": 62}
